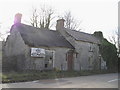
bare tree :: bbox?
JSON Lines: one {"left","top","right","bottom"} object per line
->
{"left": 109, "top": 36, "right": 117, "bottom": 46}
{"left": 109, "top": 30, "right": 118, "bottom": 48}
{"left": 0, "top": 33, "right": 4, "bottom": 40}
{"left": 118, "top": 29, "right": 120, "bottom": 50}
{"left": 0, "top": 23, "right": 10, "bottom": 41}
{"left": 30, "top": 8, "right": 38, "bottom": 27}
{"left": 63, "top": 11, "right": 81, "bottom": 30}
{"left": 30, "top": 6, "right": 54, "bottom": 29}
{"left": 0, "top": 32, "right": 10, "bottom": 41}
{"left": 0, "top": 23, "right": 3, "bottom": 40}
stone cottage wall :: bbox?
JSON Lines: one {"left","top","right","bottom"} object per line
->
{"left": 3, "top": 28, "right": 27, "bottom": 71}
{"left": 3, "top": 27, "right": 72, "bottom": 71}
{"left": 53, "top": 47, "right": 71, "bottom": 71}
{"left": 57, "top": 28, "right": 100, "bottom": 71}
{"left": 74, "top": 41, "right": 100, "bottom": 71}
{"left": 24, "top": 46, "right": 71, "bottom": 71}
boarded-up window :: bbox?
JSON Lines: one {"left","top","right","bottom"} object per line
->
{"left": 88, "top": 56, "right": 93, "bottom": 67}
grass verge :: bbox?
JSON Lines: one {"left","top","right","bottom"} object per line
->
{"left": 2, "top": 70, "right": 117, "bottom": 83}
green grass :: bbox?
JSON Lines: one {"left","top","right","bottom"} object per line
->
{"left": 2, "top": 70, "right": 117, "bottom": 83}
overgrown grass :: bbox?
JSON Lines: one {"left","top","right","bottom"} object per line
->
{"left": 2, "top": 69, "right": 117, "bottom": 83}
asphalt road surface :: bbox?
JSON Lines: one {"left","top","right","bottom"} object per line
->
{"left": 1, "top": 73, "right": 119, "bottom": 88}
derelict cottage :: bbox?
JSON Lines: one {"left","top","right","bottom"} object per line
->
{"left": 3, "top": 13, "right": 106, "bottom": 71}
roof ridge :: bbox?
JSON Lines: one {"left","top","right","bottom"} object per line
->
{"left": 20, "top": 23, "right": 56, "bottom": 32}
{"left": 11, "top": 23, "right": 74, "bottom": 48}
{"left": 65, "top": 28, "right": 93, "bottom": 36}
{"left": 64, "top": 28, "right": 100, "bottom": 44}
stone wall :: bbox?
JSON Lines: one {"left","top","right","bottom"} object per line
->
{"left": 57, "top": 28, "right": 100, "bottom": 71}
{"left": 3, "top": 28, "right": 27, "bottom": 71}
{"left": 74, "top": 41, "right": 100, "bottom": 71}
{"left": 24, "top": 46, "right": 71, "bottom": 71}
{"left": 3, "top": 27, "right": 72, "bottom": 71}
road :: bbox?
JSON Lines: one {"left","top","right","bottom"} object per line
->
{"left": 1, "top": 73, "right": 119, "bottom": 88}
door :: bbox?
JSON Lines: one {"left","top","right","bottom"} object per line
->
{"left": 67, "top": 50, "right": 74, "bottom": 70}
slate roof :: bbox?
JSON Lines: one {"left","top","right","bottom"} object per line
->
{"left": 64, "top": 28, "right": 100, "bottom": 44}
{"left": 11, "top": 24, "right": 74, "bottom": 48}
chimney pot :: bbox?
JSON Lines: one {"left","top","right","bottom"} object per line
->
{"left": 14, "top": 13, "right": 22, "bottom": 24}
{"left": 56, "top": 19, "right": 65, "bottom": 30}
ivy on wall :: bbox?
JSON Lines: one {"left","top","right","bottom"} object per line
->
{"left": 93, "top": 31, "right": 118, "bottom": 70}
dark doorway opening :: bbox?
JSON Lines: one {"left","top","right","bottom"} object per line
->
{"left": 66, "top": 50, "right": 74, "bottom": 71}
{"left": 45, "top": 64, "right": 48, "bottom": 68}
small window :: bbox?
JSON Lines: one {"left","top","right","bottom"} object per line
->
{"left": 76, "top": 53, "right": 78, "bottom": 58}
{"left": 88, "top": 56, "right": 93, "bottom": 66}
{"left": 50, "top": 57, "right": 52, "bottom": 60}
{"left": 66, "top": 53, "right": 68, "bottom": 61}
{"left": 45, "top": 64, "right": 48, "bottom": 68}
{"left": 89, "top": 46, "right": 93, "bottom": 52}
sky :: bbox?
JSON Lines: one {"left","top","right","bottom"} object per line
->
{"left": 0, "top": 0, "right": 119, "bottom": 41}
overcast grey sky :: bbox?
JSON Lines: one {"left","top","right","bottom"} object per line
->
{"left": 0, "top": 0, "right": 119, "bottom": 40}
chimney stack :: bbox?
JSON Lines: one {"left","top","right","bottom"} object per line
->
{"left": 14, "top": 13, "right": 22, "bottom": 24}
{"left": 56, "top": 19, "right": 65, "bottom": 30}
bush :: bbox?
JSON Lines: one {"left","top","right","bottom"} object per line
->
{"left": 100, "top": 39, "right": 118, "bottom": 71}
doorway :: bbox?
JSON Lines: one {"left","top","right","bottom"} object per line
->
{"left": 66, "top": 50, "right": 74, "bottom": 70}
